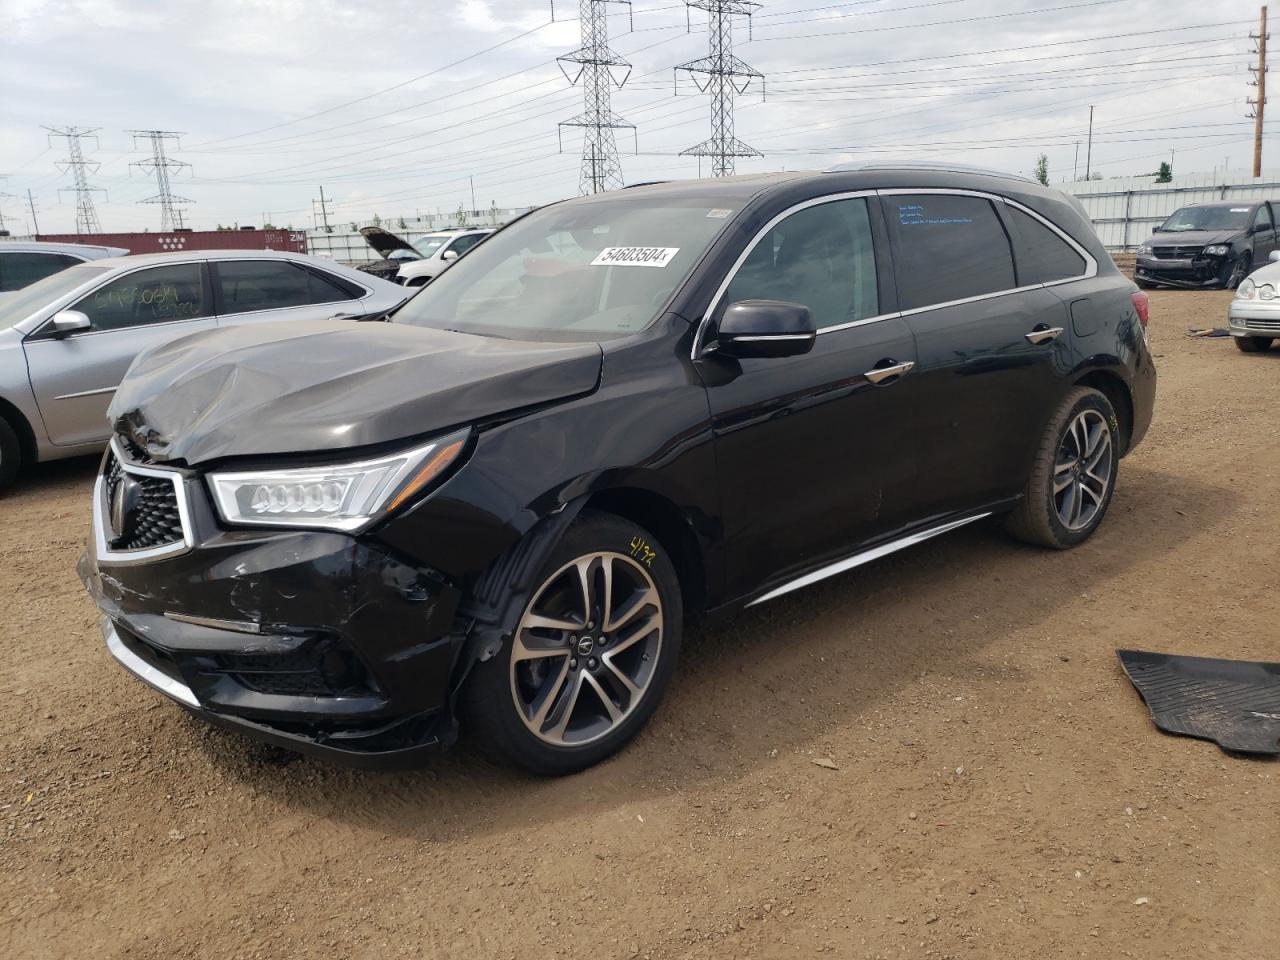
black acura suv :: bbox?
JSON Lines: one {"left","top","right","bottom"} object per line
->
{"left": 80, "top": 166, "right": 1156, "bottom": 774}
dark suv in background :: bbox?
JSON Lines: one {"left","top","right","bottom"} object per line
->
{"left": 80, "top": 166, "right": 1156, "bottom": 775}
{"left": 1135, "top": 200, "right": 1277, "bottom": 289}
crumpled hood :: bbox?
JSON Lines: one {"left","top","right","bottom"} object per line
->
{"left": 1148, "top": 230, "right": 1240, "bottom": 248}
{"left": 108, "top": 319, "right": 602, "bottom": 465}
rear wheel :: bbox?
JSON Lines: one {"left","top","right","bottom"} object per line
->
{"left": 1006, "top": 387, "right": 1119, "bottom": 549}
{"left": 1235, "top": 335, "right": 1273, "bottom": 353}
{"left": 0, "top": 416, "right": 21, "bottom": 492}
{"left": 463, "top": 511, "right": 683, "bottom": 775}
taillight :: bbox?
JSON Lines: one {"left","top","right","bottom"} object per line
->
{"left": 1130, "top": 290, "right": 1150, "bottom": 328}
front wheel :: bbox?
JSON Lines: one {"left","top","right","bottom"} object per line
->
{"left": 1235, "top": 335, "right": 1274, "bottom": 353}
{"left": 1224, "top": 256, "right": 1251, "bottom": 289}
{"left": 463, "top": 511, "right": 683, "bottom": 775}
{"left": 1006, "top": 387, "right": 1119, "bottom": 549}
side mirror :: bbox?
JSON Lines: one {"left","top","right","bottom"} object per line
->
{"left": 1269, "top": 250, "right": 1280, "bottom": 263}
{"left": 441, "top": 249, "right": 459, "bottom": 261}
{"left": 49, "top": 310, "right": 91, "bottom": 337}
{"left": 714, "top": 300, "right": 816, "bottom": 359}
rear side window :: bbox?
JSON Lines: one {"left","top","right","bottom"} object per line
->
{"left": 0, "top": 252, "right": 82, "bottom": 291}
{"left": 1005, "top": 206, "right": 1086, "bottom": 285}
{"left": 723, "top": 197, "right": 879, "bottom": 330}
{"left": 216, "top": 260, "right": 354, "bottom": 315}
{"left": 886, "top": 194, "right": 1015, "bottom": 311}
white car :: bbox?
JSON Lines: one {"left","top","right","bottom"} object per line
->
{"left": 0, "top": 241, "right": 129, "bottom": 293}
{"left": 0, "top": 249, "right": 406, "bottom": 488}
{"left": 1227, "top": 250, "right": 1280, "bottom": 353}
{"left": 395, "top": 229, "right": 493, "bottom": 287}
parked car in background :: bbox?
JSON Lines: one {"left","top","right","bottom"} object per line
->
{"left": 80, "top": 166, "right": 1155, "bottom": 775}
{"left": 0, "top": 249, "right": 405, "bottom": 488}
{"left": 0, "top": 241, "right": 129, "bottom": 293}
{"left": 1228, "top": 250, "right": 1280, "bottom": 352}
{"left": 355, "top": 226, "right": 426, "bottom": 282}
{"left": 395, "top": 228, "right": 493, "bottom": 286}
{"left": 1134, "top": 201, "right": 1277, "bottom": 290}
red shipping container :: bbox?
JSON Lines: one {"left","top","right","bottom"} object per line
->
{"left": 35, "top": 229, "right": 308, "bottom": 255}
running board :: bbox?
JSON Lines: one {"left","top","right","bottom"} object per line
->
{"left": 746, "top": 513, "right": 993, "bottom": 607}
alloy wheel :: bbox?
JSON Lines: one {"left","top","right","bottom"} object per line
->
{"left": 1053, "top": 409, "right": 1113, "bottom": 531}
{"left": 510, "top": 552, "right": 664, "bottom": 747}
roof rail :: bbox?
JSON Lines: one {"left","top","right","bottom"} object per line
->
{"left": 825, "top": 160, "right": 1037, "bottom": 184}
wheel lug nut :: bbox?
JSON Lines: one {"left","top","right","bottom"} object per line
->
{"left": 588, "top": 658, "right": 598, "bottom": 669}
{"left": 569, "top": 658, "right": 578, "bottom": 670}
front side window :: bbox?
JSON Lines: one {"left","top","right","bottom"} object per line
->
{"left": 71, "top": 263, "right": 208, "bottom": 331}
{"left": 446, "top": 234, "right": 484, "bottom": 257}
{"left": 1254, "top": 205, "right": 1273, "bottom": 231}
{"left": 0, "top": 252, "right": 83, "bottom": 292}
{"left": 216, "top": 260, "right": 350, "bottom": 315}
{"left": 722, "top": 197, "right": 879, "bottom": 330}
{"left": 886, "top": 194, "right": 1016, "bottom": 311}
{"left": 1005, "top": 206, "right": 1086, "bottom": 285}
{"left": 393, "top": 197, "right": 743, "bottom": 341}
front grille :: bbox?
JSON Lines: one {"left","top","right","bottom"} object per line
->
{"left": 117, "top": 432, "right": 156, "bottom": 464}
{"left": 215, "top": 646, "right": 376, "bottom": 698}
{"left": 1236, "top": 317, "right": 1280, "bottom": 332}
{"left": 1152, "top": 245, "right": 1204, "bottom": 259}
{"left": 97, "top": 441, "right": 190, "bottom": 559}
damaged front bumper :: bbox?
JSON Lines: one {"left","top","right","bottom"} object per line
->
{"left": 1227, "top": 301, "right": 1280, "bottom": 338}
{"left": 1134, "top": 255, "right": 1230, "bottom": 289}
{"left": 79, "top": 456, "right": 468, "bottom": 768}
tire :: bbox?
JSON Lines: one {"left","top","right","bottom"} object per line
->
{"left": 1134, "top": 277, "right": 1156, "bottom": 290}
{"left": 1005, "top": 387, "right": 1119, "bottom": 549}
{"left": 1224, "top": 255, "right": 1250, "bottom": 290}
{"left": 0, "top": 416, "right": 21, "bottom": 492}
{"left": 1234, "top": 335, "right": 1273, "bottom": 353}
{"left": 462, "top": 510, "right": 683, "bottom": 775}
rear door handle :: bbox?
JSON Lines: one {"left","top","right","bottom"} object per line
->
{"left": 864, "top": 360, "right": 915, "bottom": 384}
{"left": 1025, "top": 325, "right": 1064, "bottom": 344}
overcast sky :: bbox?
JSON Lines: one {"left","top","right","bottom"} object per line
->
{"left": 0, "top": 0, "right": 1262, "bottom": 235}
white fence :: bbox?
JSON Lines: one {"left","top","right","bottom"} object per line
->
{"left": 1060, "top": 171, "right": 1280, "bottom": 251}
{"left": 306, "top": 206, "right": 535, "bottom": 264}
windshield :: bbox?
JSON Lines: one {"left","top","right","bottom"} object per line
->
{"left": 410, "top": 234, "right": 452, "bottom": 257}
{"left": 0, "top": 263, "right": 110, "bottom": 329}
{"left": 392, "top": 197, "right": 742, "bottom": 341}
{"left": 1157, "top": 206, "right": 1251, "bottom": 233}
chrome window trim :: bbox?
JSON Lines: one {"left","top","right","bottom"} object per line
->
{"left": 693, "top": 187, "right": 1097, "bottom": 359}
{"left": 93, "top": 437, "right": 195, "bottom": 566}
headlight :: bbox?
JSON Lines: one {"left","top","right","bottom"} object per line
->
{"left": 1259, "top": 283, "right": 1277, "bottom": 301}
{"left": 1137, "top": 241, "right": 1153, "bottom": 255}
{"left": 1204, "top": 245, "right": 1230, "bottom": 256}
{"left": 208, "top": 429, "right": 469, "bottom": 533}
{"left": 1238, "top": 278, "right": 1257, "bottom": 299}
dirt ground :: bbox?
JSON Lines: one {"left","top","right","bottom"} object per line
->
{"left": 1, "top": 289, "right": 1277, "bottom": 960}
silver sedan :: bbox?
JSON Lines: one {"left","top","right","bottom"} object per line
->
{"left": 0, "top": 249, "right": 407, "bottom": 488}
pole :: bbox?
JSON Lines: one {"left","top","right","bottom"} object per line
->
{"left": 1254, "top": 5, "right": 1268, "bottom": 178}
{"left": 1073, "top": 141, "right": 1080, "bottom": 181}
{"left": 27, "top": 188, "right": 40, "bottom": 235}
{"left": 470, "top": 175, "right": 476, "bottom": 214}
{"left": 1085, "top": 106, "right": 1094, "bottom": 180}
{"left": 317, "top": 185, "right": 331, "bottom": 232}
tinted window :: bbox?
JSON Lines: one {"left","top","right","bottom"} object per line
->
{"left": 1254, "top": 205, "right": 1273, "bottom": 230}
{"left": 887, "top": 195, "right": 1016, "bottom": 310}
{"left": 216, "top": 260, "right": 352, "bottom": 315}
{"left": 71, "top": 263, "right": 208, "bottom": 331}
{"left": 447, "top": 234, "right": 484, "bottom": 257}
{"left": 723, "top": 198, "right": 879, "bottom": 330}
{"left": 0, "top": 252, "right": 82, "bottom": 291}
{"left": 1005, "top": 206, "right": 1086, "bottom": 285}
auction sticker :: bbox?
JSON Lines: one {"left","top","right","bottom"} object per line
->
{"left": 592, "top": 246, "right": 680, "bottom": 267}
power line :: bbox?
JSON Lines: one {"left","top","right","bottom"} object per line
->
{"left": 558, "top": 0, "right": 637, "bottom": 193}
{"left": 128, "top": 130, "right": 193, "bottom": 230}
{"left": 677, "top": 1, "right": 764, "bottom": 176}
{"left": 44, "top": 126, "right": 105, "bottom": 234}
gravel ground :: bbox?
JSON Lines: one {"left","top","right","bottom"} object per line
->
{"left": 1, "top": 288, "right": 1276, "bottom": 960}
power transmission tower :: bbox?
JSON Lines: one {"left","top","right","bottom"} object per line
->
{"left": 556, "top": 0, "right": 636, "bottom": 194}
{"left": 0, "top": 189, "right": 14, "bottom": 236}
{"left": 1249, "top": 4, "right": 1269, "bottom": 178}
{"left": 129, "top": 130, "right": 193, "bottom": 231}
{"left": 45, "top": 126, "right": 106, "bottom": 234}
{"left": 675, "top": 1, "right": 764, "bottom": 177}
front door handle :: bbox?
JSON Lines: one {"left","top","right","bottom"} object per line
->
{"left": 1025, "top": 325, "right": 1064, "bottom": 344}
{"left": 864, "top": 360, "right": 915, "bottom": 384}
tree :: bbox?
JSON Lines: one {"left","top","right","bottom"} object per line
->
{"left": 1156, "top": 161, "right": 1173, "bottom": 183}
{"left": 1034, "top": 153, "right": 1049, "bottom": 186}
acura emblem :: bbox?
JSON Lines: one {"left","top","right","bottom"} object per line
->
{"left": 110, "top": 474, "right": 142, "bottom": 542}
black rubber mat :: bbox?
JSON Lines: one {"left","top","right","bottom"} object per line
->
{"left": 1118, "top": 650, "right": 1280, "bottom": 755}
